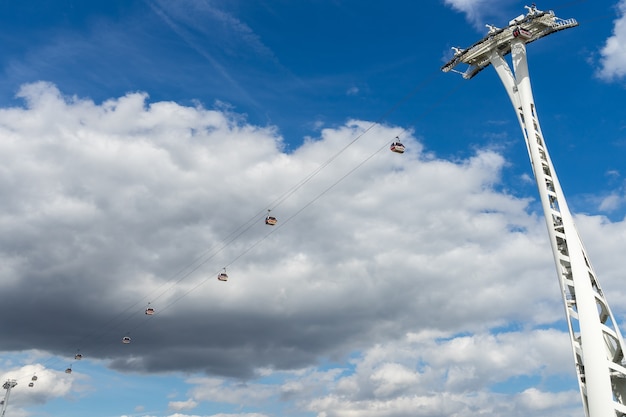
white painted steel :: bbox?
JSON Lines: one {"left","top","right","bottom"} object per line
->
{"left": 1, "top": 380, "right": 17, "bottom": 417}
{"left": 442, "top": 7, "right": 578, "bottom": 79}
{"left": 442, "top": 5, "right": 626, "bottom": 417}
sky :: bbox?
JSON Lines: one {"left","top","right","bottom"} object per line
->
{"left": 0, "top": 0, "right": 624, "bottom": 416}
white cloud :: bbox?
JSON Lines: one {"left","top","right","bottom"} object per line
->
{"left": 597, "top": 0, "right": 626, "bottom": 81}
{"left": 187, "top": 377, "right": 275, "bottom": 405}
{"left": 171, "top": 328, "right": 581, "bottom": 416}
{"left": 516, "top": 387, "right": 579, "bottom": 411}
{"left": 347, "top": 86, "right": 360, "bottom": 96}
{"left": 166, "top": 414, "right": 204, "bottom": 417}
{"left": 1, "top": 82, "right": 624, "bottom": 416}
{"left": 442, "top": 0, "right": 518, "bottom": 30}
{"left": 165, "top": 413, "right": 269, "bottom": 417}
{"left": 294, "top": 329, "right": 580, "bottom": 416}
{"left": 202, "top": 414, "right": 269, "bottom": 417}
{"left": 598, "top": 193, "right": 623, "bottom": 211}
{"left": 169, "top": 398, "right": 198, "bottom": 411}
{"left": 443, "top": 0, "right": 492, "bottom": 28}
{"left": 0, "top": 362, "right": 88, "bottom": 409}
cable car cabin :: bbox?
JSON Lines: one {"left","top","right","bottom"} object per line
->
{"left": 28, "top": 382, "right": 34, "bottom": 387}
{"left": 145, "top": 307, "right": 155, "bottom": 315}
{"left": 75, "top": 353, "right": 83, "bottom": 360}
{"left": 512, "top": 26, "right": 531, "bottom": 39}
{"left": 265, "top": 215, "right": 277, "bottom": 226}
{"left": 122, "top": 336, "right": 131, "bottom": 344}
{"left": 65, "top": 368, "right": 72, "bottom": 374}
{"left": 31, "top": 375, "right": 38, "bottom": 381}
{"left": 217, "top": 272, "right": 229, "bottom": 282}
{"left": 390, "top": 142, "right": 405, "bottom": 154}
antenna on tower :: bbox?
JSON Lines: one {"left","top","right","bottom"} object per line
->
{"left": 443, "top": 5, "right": 626, "bottom": 417}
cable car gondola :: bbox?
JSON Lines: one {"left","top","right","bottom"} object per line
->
{"left": 265, "top": 210, "right": 277, "bottom": 226}
{"left": 31, "top": 375, "right": 38, "bottom": 381}
{"left": 65, "top": 367, "right": 72, "bottom": 374}
{"left": 390, "top": 138, "right": 405, "bottom": 154}
{"left": 122, "top": 336, "right": 131, "bottom": 344}
{"left": 217, "top": 268, "right": 228, "bottom": 282}
{"left": 145, "top": 304, "right": 155, "bottom": 315}
{"left": 28, "top": 382, "right": 34, "bottom": 387}
{"left": 512, "top": 26, "right": 532, "bottom": 39}
{"left": 75, "top": 353, "right": 83, "bottom": 360}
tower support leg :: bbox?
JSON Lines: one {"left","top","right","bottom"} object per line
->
{"left": 488, "top": 40, "right": 626, "bottom": 417}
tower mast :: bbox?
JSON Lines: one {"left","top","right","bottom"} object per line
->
{"left": 442, "top": 5, "right": 626, "bottom": 416}
{"left": 1, "top": 380, "right": 17, "bottom": 417}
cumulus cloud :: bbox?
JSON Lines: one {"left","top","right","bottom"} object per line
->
{"left": 166, "top": 414, "right": 268, "bottom": 417}
{"left": 443, "top": 0, "right": 491, "bottom": 28}
{"left": 169, "top": 398, "right": 198, "bottom": 411}
{"left": 597, "top": 0, "right": 626, "bottom": 81}
{"left": 347, "top": 86, "right": 360, "bottom": 96}
{"left": 1, "top": 82, "right": 625, "bottom": 416}
{"left": 0, "top": 361, "right": 88, "bottom": 410}
{"left": 285, "top": 329, "right": 580, "bottom": 417}
{"left": 442, "top": 0, "right": 518, "bottom": 30}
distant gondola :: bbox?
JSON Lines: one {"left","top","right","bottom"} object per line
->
{"left": 390, "top": 138, "right": 405, "bottom": 154}
{"left": 265, "top": 210, "right": 277, "bottom": 226}
{"left": 145, "top": 305, "right": 155, "bottom": 315}
{"left": 218, "top": 268, "right": 229, "bottom": 282}
{"left": 65, "top": 367, "right": 72, "bottom": 374}
{"left": 122, "top": 336, "right": 131, "bottom": 344}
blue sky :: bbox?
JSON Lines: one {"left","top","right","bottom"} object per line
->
{"left": 0, "top": 1, "right": 625, "bottom": 417}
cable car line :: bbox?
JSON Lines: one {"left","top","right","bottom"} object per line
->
{"left": 125, "top": 133, "right": 403, "bottom": 327}
{"left": 93, "top": 124, "right": 420, "bottom": 345}
{"left": 85, "top": 70, "right": 449, "bottom": 334}
{"left": 13, "top": 67, "right": 460, "bottom": 386}
{"left": 20, "top": 77, "right": 455, "bottom": 385}
{"left": 265, "top": 70, "right": 443, "bottom": 214}
{"left": 121, "top": 80, "right": 457, "bottom": 321}
{"left": 41, "top": 207, "right": 271, "bottom": 366}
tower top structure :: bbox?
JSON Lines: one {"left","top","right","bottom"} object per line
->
{"left": 442, "top": 4, "right": 578, "bottom": 79}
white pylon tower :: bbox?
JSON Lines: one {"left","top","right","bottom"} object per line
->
{"left": 1, "top": 380, "right": 17, "bottom": 417}
{"left": 443, "top": 4, "right": 626, "bottom": 417}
